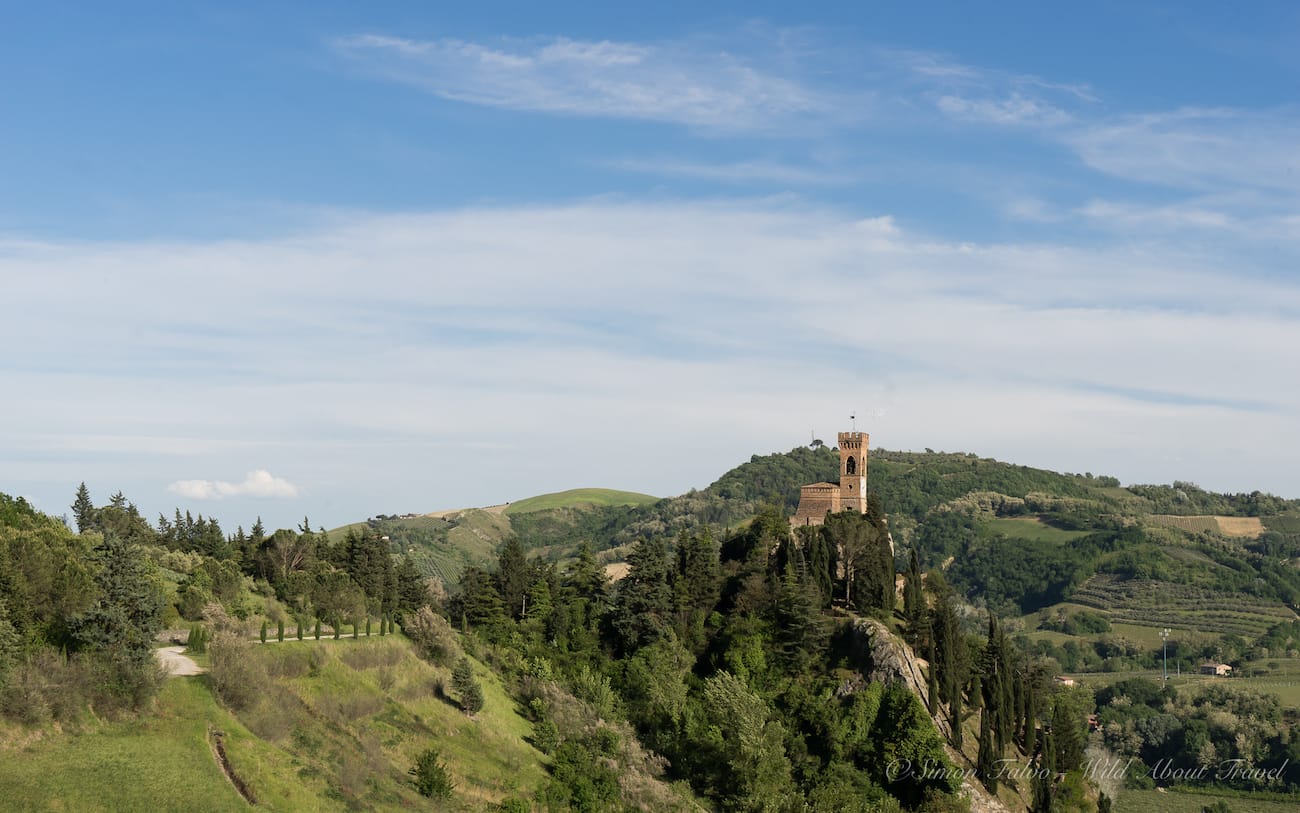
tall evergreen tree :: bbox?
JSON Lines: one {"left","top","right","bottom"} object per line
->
{"left": 495, "top": 537, "right": 532, "bottom": 619}
{"left": 609, "top": 535, "right": 673, "bottom": 653}
{"left": 903, "top": 548, "right": 925, "bottom": 642}
{"left": 452, "top": 657, "right": 484, "bottom": 714}
{"left": 452, "top": 566, "right": 505, "bottom": 630}
{"left": 771, "top": 552, "right": 829, "bottom": 671}
{"left": 1032, "top": 724, "right": 1055, "bottom": 813}
{"left": 71, "top": 482, "right": 95, "bottom": 533}
{"left": 395, "top": 555, "right": 428, "bottom": 615}
{"left": 977, "top": 700, "right": 998, "bottom": 792}
{"left": 71, "top": 532, "right": 166, "bottom": 703}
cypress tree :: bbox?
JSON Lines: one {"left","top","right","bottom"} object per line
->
{"left": 366, "top": 617, "right": 372, "bottom": 636}
{"left": 314, "top": 618, "right": 321, "bottom": 640}
{"left": 977, "top": 703, "right": 998, "bottom": 792}
{"left": 1024, "top": 674, "right": 1039, "bottom": 757}
{"left": 277, "top": 617, "right": 285, "bottom": 643}
{"left": 1032, "top": 725, "right": 1055, "bottom": 813}
{"left": 925, "top": 616, "right": 940, "bottom": 716}
{"left": 260, "top": 620, "right": 268, "bottom": 644}
{"left": 903, "top": 548, "right": 924, "bottom": 642}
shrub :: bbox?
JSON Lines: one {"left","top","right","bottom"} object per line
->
{"left": 533, "top": 717, "right": 560, "bottom": 755}
{"left": 409, "top": 747, "right": 454, "bottom": 799}
{"left": 209, "top": 631, "right": 268, "bottom": 711}
{"left": 405, "top": 607, "right": 462, "bottom": 666}
{"left": 187, "top": 623, "right": 208, "bottom": 654}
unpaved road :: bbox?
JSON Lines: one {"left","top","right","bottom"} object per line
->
{"left": 155, "top": 646, "right": 204, "bottom": 676}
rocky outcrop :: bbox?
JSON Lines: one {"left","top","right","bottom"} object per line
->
{"left": 847, "top": 617, "right": 1013, "bottom": 813}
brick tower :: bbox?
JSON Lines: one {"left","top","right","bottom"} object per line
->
{"left": 838, "top": 431, "right": 869, "bottom": 513}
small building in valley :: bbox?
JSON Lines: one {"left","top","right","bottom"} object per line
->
{"left": 1199, "top": 663, "right": 1232, "bottom": 676}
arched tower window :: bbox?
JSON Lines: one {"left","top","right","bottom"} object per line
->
{"left": 846, "top": 456, "right": 857, "bottom": 475}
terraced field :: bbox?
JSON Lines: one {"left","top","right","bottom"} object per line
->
{"left": 1147, "top": 514, "right": 1264, "bottom": 538}
{"left": 1070, "top": 577, "right": 1297, "bottom": 636}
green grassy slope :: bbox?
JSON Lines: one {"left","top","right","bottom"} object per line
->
{"left": 0, "top": 679, "right": 250, "bottom": 812}
{"left": 502, "top": 487, "right": 658, "bottom": 515}
{"left": 0, "top": 637, "right": 549, "bottom": 812}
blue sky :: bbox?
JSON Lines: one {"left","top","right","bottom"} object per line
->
{"left": 4, "top": 2, "right": 1300, "bottom": 531}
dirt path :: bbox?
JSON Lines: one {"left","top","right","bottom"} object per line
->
{"left": 155, "top": 646, "right": 204, "bottom": 677}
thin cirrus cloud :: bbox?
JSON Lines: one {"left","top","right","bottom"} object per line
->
{"left": 332, "top": 33, "right": 840, "bottom": 131}
{"left": 167, "top": 470, "right": 300, "bottom": 501}
{"left": 600, "top": 156, "right": 852, "bottom": 185}
{"left": 1066, "top": 108, "right": 1300, "bottom": 194}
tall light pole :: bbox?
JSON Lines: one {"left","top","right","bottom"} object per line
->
{"left": 1161, "top": 628, "right": 1171, "bottom": 682}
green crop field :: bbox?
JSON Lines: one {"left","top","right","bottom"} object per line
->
{"left": 1068, "top": 577, "right": 1295, "bottom": 636}
{"left": 502, "top": 487, "right": 658, "bottom": 515}
{"left": 986, "top": 516, "right": 1091, "bottom": 543}
{"left": 1115, "top": 788, "right": 1298, "bottom": 813}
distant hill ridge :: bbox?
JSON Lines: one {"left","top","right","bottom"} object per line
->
{"left": 331, "top": 446, "right": 1300, "bottom": 634}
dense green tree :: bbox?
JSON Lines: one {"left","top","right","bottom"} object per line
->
{"left": 310, "top": 566, "right": 364, "bottom": 631}
{"left": 695, "top": 670, "right": 799, "bottom": 811}
{"left": 343, "top": 528, "right": 394, "bottom": 614}
{"left": 610, "top": 535, "right": 674, "bottom": 654}
{"left": 495, "top": 537, "right": 532, "bottom": 619}
{"left": 71, "top": 532, "right": 166, "bottom": 705}
{"left": 672, "top": 529, "right": 720, "bottom": 646}
{"left": 394, "top": 555, "right": 428, "bottom": 615}
{"left": 822, "top": 509, "right": 893, "bottom": 613}
{"left": 771, "top": 552, "right": 829, "bottom": 672}
{"left": 452, "top": 566, "right": 506, "bottom": 631}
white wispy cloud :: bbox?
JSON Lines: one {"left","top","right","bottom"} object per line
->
{"left": 1067, "top": 107, "right": 1300, "bottom": 193}
{"left": 600, "top": 156, "right": 851, "bottom": 185}
{"left": 167, "top": 470, "right": 300, "bottom": 500}
{"left": 333, "top": 33, "right": 839, "bottom": 131}
{"left": 891, "top": 48, "right": 1092, "bottom": 127}
{"left": 5, "top": 199, "right": 1300, "bottom": 532}
{"left": 935, "top": 93, "right": 1073, "bottom": 127}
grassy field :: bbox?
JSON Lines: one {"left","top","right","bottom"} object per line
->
{"left": 0, "top": 679, "right": 248, "bottom": 812}
{"left": 502, "top": 487, "right": 658, "bottom": 515}
{"left": 1115, "top": 788, "right": 1298, "bottom": 813}
{"left": 237, "top": 635, "right": 549, "bottom": 810}
{"left": 1233, "top": 657, "right": 1300, "bottom": 709}
{"left": 0, "top": 636, "right": 549, "bottom": 812}
{"left": 987, "top": 516, "right": 1090, "bottom": 543}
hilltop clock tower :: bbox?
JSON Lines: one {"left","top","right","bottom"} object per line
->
{"left": 838, "top": 431, "right": 868, "bottom": 513}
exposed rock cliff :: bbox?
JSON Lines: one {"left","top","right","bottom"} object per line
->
{"left": 847, "top": 617, "right": 1013, "bottom": 813}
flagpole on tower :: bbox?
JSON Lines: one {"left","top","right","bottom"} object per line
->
{"left": 851, "top": 412, "right": 856, "bottom": 432}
